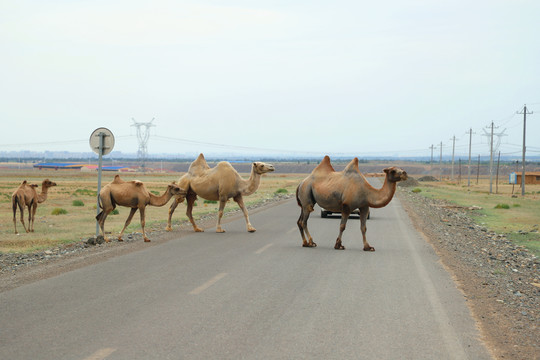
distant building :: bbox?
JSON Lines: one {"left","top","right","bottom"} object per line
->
{"left": 514, "top": 172, "right": 540, "bottom": 185}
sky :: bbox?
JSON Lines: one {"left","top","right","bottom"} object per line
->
{"left": 1, "top": 0, "right": 540, "bottom": 160}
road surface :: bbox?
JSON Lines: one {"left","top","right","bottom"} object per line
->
{"left": 0, "top": 194, "right": 492, "bottom": 359}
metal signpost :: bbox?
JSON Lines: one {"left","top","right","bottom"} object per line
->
{"left": 89, "top": 128, "right": 115, "bottom": 237}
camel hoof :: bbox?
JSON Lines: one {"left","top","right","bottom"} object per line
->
{"left": 194, "top": 228, "right": 204, "bottom": 232}
{"left": 144, "top": 238, "right": 151, "bottom": 242}
{"left": 165, "top": 226, "right": 172, "bottom": 232}
{"left": 302, "top": 242, "right": 317, "bottom": 248}
{"left": 117, "top": 238, "right": 123, "bottom": 242}
{"left": 334, "top": 245, "right": 346, "bottom": 250}
{"left": 216, "top": 229, "right": 226, "bottom": 233}
{"left": 363, "top": 246, "right": 375, "bottom": 252}
{"left": 248, "top": 228, "right": 256, "bottom": 233}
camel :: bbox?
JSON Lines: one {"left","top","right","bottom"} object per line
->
{"left": 12, "top": 179, "right": 57, "bottom": 234}
{"left": 96, "top": 175, "right": 186, "bottom": 242}
{"left": 296, "top": 156, "right": 407, "bottom": 251}
{"left": 166, "top": 153, "right": 275, "bottom": 233}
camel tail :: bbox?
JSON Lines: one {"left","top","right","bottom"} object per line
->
{"left": 12, "top": 194, "right": 19, "bottom": 214}
{"left": 296, "top": 185, "right": 301, "bottom": 207}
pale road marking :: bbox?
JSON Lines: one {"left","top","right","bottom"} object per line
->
{"left": 82, "top": 348, "right": 116, "bottom": 360}
{"left": 286, "top": 226, "right": 297, "bottom": 234}
{"left": 189, "top": 272, "right": 228, "bottom": 295}
{"left": 255, "top": 243, "right": 273, "bottom": 254}
{"left": 393, "top": 200, "right": 467, "bottom": 360}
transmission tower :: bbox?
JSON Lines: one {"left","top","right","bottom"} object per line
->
{"left": 131, "top": 118, "right": 155, "bottom": 169}
{"left": 482, "top": 122, "right": 506, "bottom": 193}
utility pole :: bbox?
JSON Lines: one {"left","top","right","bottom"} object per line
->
{"left": 439, "top": 141, "right": 443, "bottom": 181}
{"left": 517, "top": 105, "right": 533, "bottom": 196}
{"left": 450, "top": 135, "right": 457, "bottom": 181}
{"left": 131, "top": 118, "right": 155, "bottom": 171}
{"left": 429, "top": 144, "right": 435, "bottom": 175}
{"left": 467, "top": 128, "right": 473, "bottom": 187}
{"left": 489, "top": 122, "right": 495, "bottom": 194}
{"left": 482, "top": 122, "right": 506, "bottom": 194}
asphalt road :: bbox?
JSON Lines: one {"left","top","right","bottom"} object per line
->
{"left": 0, "top": 194, "right": 492, "bottom": 359}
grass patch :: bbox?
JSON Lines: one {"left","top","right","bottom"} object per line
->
{"left": 275, "top": 188, "right": 288, "bottom": 194}
{"left": 72, "top": 200, "right": 85, "bottom": 207}
{"left": 415, "top": 182, "right": 540, "bottom": 255}
{"left": 411, "top": 188, "right": 422, "bottom": 193}
{"left": 203, "top": 200, "right": 218, "bottom": 204}
{"left": 51, "top": 208, "right": 68, "bottom": 215}
{"left": 73, "top": 189, "right": 97, "bottom": 197}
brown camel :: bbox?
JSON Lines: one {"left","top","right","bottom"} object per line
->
{"left": 166, "top": 153, "right": 275, "bottom": 233}
{"left": 11, "top": 179, "right": 57, "bottom": 234}
{"left": 96, "top": 175, "right": 186, "bottom": 242}
{"left": 296, "top": 156, "right": 407, "bottom": 251}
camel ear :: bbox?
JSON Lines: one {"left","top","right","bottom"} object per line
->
{"left": 383, "top": 168, "right": 390, "bottom": 174}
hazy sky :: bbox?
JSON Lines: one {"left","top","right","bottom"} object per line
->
{"left": 1, "top": 0, "right": 539, "bottom": 159}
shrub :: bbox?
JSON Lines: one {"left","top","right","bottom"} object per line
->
{"left": 275, "top": 188, "right": 288, "bottom": 194}
{"left": 203, "top": 200, "right": 218, "bottom": 204}
{"left": 111, "top": 209, "right": 119, "bottom": 215}
{"left": 73, "top": 189, "right": 97, "bottom": 197}
{"left": 51, "top": 208, "right": 68, "bottom": 215}
{"left": 513, "top": 204, "right": 521, "bottom": 208}
{"left": 72, "top": 200, "right": 84, "bottom": 207}
{"left": 412, "top": 188, "right": 422, "bottom": 193}
{"left": 494, "top": 203, "right": 510, "bottom": 209}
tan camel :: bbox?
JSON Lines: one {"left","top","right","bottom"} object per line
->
{"left": 166, "top": 153, "right": 275, "bottom": 233}
{"left": 296, "top": 156, "right": 407, "bottom": 251}
{"left": 11, "top": 179, "right": 57, "bottom": 234}
{"left": 96, "top": 175, "right": 186, "bottom": 242}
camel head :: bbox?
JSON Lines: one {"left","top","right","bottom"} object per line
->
{"left": 383, "top": 167, "right": 408, "bottom": 183}
{"left": 253, "top": 162, "right": 275, "bottom": 175}
{"left": 168, "top": 183, "right": 187, "bottom": 197}
{"left": 42, "top": 179, "right": 57, "bottom": 188}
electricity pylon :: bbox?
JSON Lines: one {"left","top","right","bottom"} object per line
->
{"left": 131, "top": 118, "right": 155, "bottom": 169}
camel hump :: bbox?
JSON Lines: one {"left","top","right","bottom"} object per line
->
{"left": 343, "top": 158, "right": 360, "bottom": 174}
{"left": 133, "top": 180, "right": 144, "bottom": 187}
{"left": 112, "top": 175, "right": 124, "bottom": 184}
{"left": 312, "top": 155, "right": 335, "bottom": 174}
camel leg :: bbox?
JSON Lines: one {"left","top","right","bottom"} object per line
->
{"left": 216, "top": 197, "right": 228, "bottom": 233}
{"left": 139, "top": 207, "right": 150, "bottom": 242}
{"left": 234, "top": 195, "right": 255, "bottom": 232}
{"left": 96, "top": 209, "right": 112, "bottom": 242}
{"left": 335, "top": 207, "right": 351, "bottom": 250}
{"left": 166, "top": 197, "right": 182, "bottom": 231}
{"left": 29, "top": 203, "right": 37, "bottom": 232}
{"left": 186, "top": 193, "right": 203, "bottom": 232}
{"left": 13, "top": 199, "right": 27, "bottom": 234}
{"left": 297, "top": 205, "right": 316, "bottom": 247}
{"left": 359, "top": 207, "right": 374, "bottom": 251}
{"left": 118, "top": 208, "right": 137, "bottom": 242}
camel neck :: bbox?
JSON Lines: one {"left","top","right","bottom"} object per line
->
{"left": 37, "top": 186, "right": 49, "bottom": 203}
{"left": 149, "top": 190, "right": 173, "bottom": 207}
{"left": 242, "top": 168, "right": 261, "bottom": 196}
{"left": 367, "top": 176, "right": 397, "bottom": 208}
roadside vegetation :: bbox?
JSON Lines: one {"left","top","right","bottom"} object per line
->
{"left": 414, "top": 179, "right": 540, "bottom": 256}
{"left": 0, "top": 170, "right": 301, "bottom": 253}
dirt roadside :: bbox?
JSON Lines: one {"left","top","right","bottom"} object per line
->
{"left": 398, "top": 189, "right": 539, "bottom": 360}
{"left": 1, "top": 191, "right": 538, "bottom": 359}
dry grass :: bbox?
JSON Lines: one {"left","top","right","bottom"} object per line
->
{"left": 1, "top": 169, "right": 304, "bottom": 253}
{"left": 415, "top": 176, "right": 540, "bottom": 255}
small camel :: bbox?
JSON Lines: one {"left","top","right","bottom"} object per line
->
{"left": 166, "top": 153, "right": 275, "bottom": 233}
{"left": 12, "top": 179, "right": 57, "bottom": 234}
{"left": 296, "top": 156, "right": 407, "bottom": 251}
{"left": 96, "top": 175, "right": 186, "bottom": 242}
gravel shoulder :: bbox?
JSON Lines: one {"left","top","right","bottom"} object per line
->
{"left": 1, "top": 191, "right": 538, "bottom": 359}
{"left": 397, "top": 188, "right": 539, "bottom": 360}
